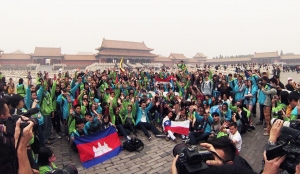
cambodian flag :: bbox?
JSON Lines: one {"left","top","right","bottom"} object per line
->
{"left": 164, "top": 120, "right": 190, "bottom": 135}
{"left": 74, "top": 126, "right": 122, "bottom": 168}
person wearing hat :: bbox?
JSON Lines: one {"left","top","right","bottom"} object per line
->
{"left": 285, "top": 77, "right": 295, "bottom": 92}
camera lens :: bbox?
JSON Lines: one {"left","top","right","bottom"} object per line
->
{"left": 173, "top": 143, "right": 186, "bottom": 157}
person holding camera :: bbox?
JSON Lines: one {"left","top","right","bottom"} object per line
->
{"left": 257, "top": 77, "right": 277, "bottom": 136}
{"left": 171, "top": 137, "right": 254, "bottom": 174}
{"left": 281, "top": 91, "right": 300, "bottom": 122}
{"left": 0, "top": 98, "right": 39, "bottom": 174}
{"left": 261, "top": 119, "right": 300, "bottom": 174}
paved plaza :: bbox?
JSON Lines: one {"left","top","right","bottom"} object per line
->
{"left": 32, "top": 71, "right": 300, "bottom": 174}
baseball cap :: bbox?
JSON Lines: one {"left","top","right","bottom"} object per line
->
{"left": 288, "top": 77, "right": 292, "bottom": 81}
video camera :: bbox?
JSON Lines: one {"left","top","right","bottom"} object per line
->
{"left": 266, "top": 118, "right": 300, "bottom": 173}
{"left": 173, "top": 143, "right": 214, "bottom": 174}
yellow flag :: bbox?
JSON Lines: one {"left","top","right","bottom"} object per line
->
{"left": 119, "top": 57, "right": 125, "bottom": 72}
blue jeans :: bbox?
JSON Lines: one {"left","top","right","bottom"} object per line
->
{"left": 116, "top": 124, "right": 130, "bottom": 137}
{"left": 43, "top": 115, "right": 52, "bottom": 141}
{"left": 236, "top": 120, "right": 242, "bottom": 133}
{"left": 37, "top": 124, "right": 45, "bottom": 147}
{"left": 154, "top": 111, "right": 162, "bottom": 124}
{"left": 259, "top": 104, "right": 265, "bottom": 122}
{"left": 189, "top": 132, "right": 210, "bottom": 145}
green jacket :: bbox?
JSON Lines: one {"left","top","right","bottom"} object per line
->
{"left": 17, "top": 84, "right": 26, "bottom": 97}
{"left": 39, "top": 163, "right": 57, "bottom": 174}
{"left": 39, "top": 85, "right": 54, "bottom": 116}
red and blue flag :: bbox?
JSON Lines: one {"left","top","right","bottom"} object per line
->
{"left": 74, "top": 126, "right": 122, "bottom": 168}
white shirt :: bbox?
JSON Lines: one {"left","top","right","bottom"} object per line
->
{"left": 227, "top": 129, "right": 242, "bottom": 152}
{"left": 141, "top": 110, "right": 147, "bottom": 122}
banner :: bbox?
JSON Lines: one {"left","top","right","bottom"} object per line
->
{"left": 154, "top": 76, "right": 176, "bottom": 83}
{"left": 119, "top": 57, "right": 125, "bottom": 72}
{"left": 164, "top": 120, "right": 190, "bottom": 135}
{"left": 74, "top": 126, "right": 122, "bottom": 168}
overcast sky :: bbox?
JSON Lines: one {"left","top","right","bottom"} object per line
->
{"left": 1, "top": 0, "right": 300, "bottom": 58}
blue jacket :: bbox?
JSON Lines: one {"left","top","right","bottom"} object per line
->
{"left": 135, "top": 101, "right": 153, "bottom": 125}
{"left": 243, "top": 85, "right": 258, "bottom": 104}
{"left": 194, "top": 112, "right": 213, "bottom": 133}
{"left": 248, "top": 74, "right": 258, "bottom": 86}
{"left": 258, "top": 85, "right": 270, "bottom": 105}
{"left": 56, "top": 94, "right": 69, "bottom": 120}
{"left": 234, "top": 83, "right": 246, "bottom": 101}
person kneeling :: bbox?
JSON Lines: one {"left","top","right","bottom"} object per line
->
{"left": 70, "top": 118, "right": 87, "bottom": 153}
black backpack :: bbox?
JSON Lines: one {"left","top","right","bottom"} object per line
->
{"left": 122, "top": 137, "right": 144, "bottom": 152}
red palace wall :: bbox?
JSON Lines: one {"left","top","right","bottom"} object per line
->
{"left": 0, "top": 59, "right": 31, "bottom": 65}
{"left": 62, "top": 60, "right": 98, "bottom": 66}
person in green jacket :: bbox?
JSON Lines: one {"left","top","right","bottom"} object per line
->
{"left": 38, "top": 147, "right": 58, "bottom": 174}
{"left": 16, "top": 78, "right": 26, "bottom": 97}
{"left": 271, "top": 91, "right": 289, "bottom": 119}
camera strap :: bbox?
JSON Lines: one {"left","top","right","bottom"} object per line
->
{"left": 15, "top": 127, "right": 24, "bottom": 154}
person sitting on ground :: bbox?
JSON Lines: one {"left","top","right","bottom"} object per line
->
{"left": 162, "top": 111, "right": 178, "bottom": 143}
{"left": 70, "top": 118, "right": 87, "bottom": 152}
{"left": 220, "top": 122, "right": 242, "bottom": 153}
{"left": 84, "top": 111, "right": 101, "bottom": 135}
{"left": 186, "top": 107, "right": 213, "bottom": 145}
{"left": 135, "top": 96, "right": 164, "bottom": 140}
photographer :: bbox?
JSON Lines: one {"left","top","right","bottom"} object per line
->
{"left": 261, "top": 119, "right": 300, "bottom": 174}
{"left": 0, "top": 98, "right": 37, "bottom": 174}
{"left": 171, "top": 137, "right": 254, "bottom": 174}
{"left": 283, "top": 91, "right": 300, "bottom": 121}
{"left": 271, "top": 91, "right": 289, "bottom": 120}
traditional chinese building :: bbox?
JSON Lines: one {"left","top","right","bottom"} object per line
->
{"left": 95, "top": 38, "right": 157, "bottom": 64}
{"left": 31, "top": 47, "right": 64, "bottom": 65}
{"left": 192, "top": 53, "right": 207, "bottom": 64}
{"left": 252, "top": 51, "right": 280, "bottom": 64}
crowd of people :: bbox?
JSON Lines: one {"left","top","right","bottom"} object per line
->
{"left": 0, "top": 61, "right": 300, "bottom": 173}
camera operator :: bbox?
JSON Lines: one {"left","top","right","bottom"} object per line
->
{"left": 261, "top": 119, "right": 300, "bottom": 174}
{"left": 283, "top": 91, "right": 300, "bottom": 121}
{"left": 0, "top": 98, "right": 37, "bottom": 174}
{"left": 171, "top": 137, "right": 254, "bottom": 174}
{"left": 271, "top": 91, "right": 289, "bottom": 120}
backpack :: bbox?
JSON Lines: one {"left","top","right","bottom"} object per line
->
{"left": 122, "top": 137, "right": 144, "bottom": 152}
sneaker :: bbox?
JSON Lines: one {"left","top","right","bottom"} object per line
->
{"left": 264, "top": 128, "right": 268, "bottom": 131}
{"left": 126, "top": 136, "right": 131, "bottom": 141}
{"left": 57, "top": 135, "right": 61, "bottom": 139}
{"left": 147, "top": 134, "right": 152, "bottom": 140}
{"left": 250, "top": 125, "right": 256, "bottom": 130}
{"left": 263, "top": 132, "right": 270, "bottom": 136}
{"left": 166, "top": 137, "right": 170, "bottom": 141}
{"left": 173, "top": 139, "right": 178, "bottom": 143}
{"left": 184, "top": 139, "right": 191, "bottom": 145}
{"left": 256, "top": 121, "right": 263, "bottom": 125}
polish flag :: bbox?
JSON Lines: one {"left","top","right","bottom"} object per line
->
{"left": 164, "top": 120, "right": 190, "bottom": 135}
